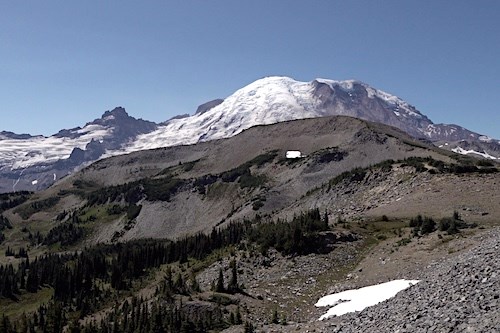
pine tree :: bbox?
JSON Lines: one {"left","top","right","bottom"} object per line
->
{"left": 271, "top": 308, "right": 279, "bottom": 324}
{"left": 0, "top": 314, "right": 13, "bottom": 333}
{"left": 173, "top": 272, "right": 185, "bottom": 294}
{"left": 215, "top": 268, "right": 225, "bottom": 293}
{"left": 235, "top": 306, "right": 242, "bottom": 325}
{"left": 190, "top": 272, "right": 201, "bottom": 293}
{"left": 244, "top": 321, "right": 255, "bottom": 333}
{"left": 228, "top": 259, "right": 238, "bottom": 293}
{"left": 68, "top": 317, "right": 82, "bottom": 333}
{"left": 323, "top": 210, "right": 329, "bottom": 228}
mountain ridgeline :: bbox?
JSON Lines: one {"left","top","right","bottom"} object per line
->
{"left": 0, "top": 77, "right": 498, "bottom": 193}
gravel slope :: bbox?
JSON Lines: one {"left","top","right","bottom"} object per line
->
{"left": 313, "top": 228, "right": 500, "bottom": 333}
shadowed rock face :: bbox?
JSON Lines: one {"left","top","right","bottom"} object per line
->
{"left": 309, "top": 79, "right": 498, "bottom": 158}
{"left": 311, "top": 80, "right": 434, "bottom": 138}
{"left": 0, "top": 131, "right": 36, "bottom": 140}
{"left": 90, "top": 107, "right": 157, "bottom": 150}
{"left": 195, "top": 99, "right": 224, "bottom": 115}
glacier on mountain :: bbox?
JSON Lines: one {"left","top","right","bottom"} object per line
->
{"left": 114, "top": 76, "right": 428, "bottom": 156}
{"left": 1, "top": 76, "right": 498, "bottom": 184}
{"left": 0, "top": 124, "right": 112, "bottom": 169}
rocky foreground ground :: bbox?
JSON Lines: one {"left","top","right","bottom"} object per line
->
{"left": 222, "top": 227, "right": 500, "bottom": 333}
{"left": 292, "top": 227, "right": 500, "bottom": 333}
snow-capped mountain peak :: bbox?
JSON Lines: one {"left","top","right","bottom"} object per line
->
{"left": 0, "top": 76, "right": 498, "bottom": 193}
{"left": 118, "top": 76, "right": 433, "bottom": 155}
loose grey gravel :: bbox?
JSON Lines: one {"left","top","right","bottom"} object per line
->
{"left": 317, "top": 228, "right": 500, "bottom": 333}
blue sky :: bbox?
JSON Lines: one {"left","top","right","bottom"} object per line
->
{"left": 1, "top": 1, "right": 499, "bottom": 138}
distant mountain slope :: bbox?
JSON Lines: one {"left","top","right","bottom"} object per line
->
{"left": 0, "top": 77, "right": 498, "bottom": 193}
{"left": 2, "top": 116, "right": 498, "bottom": 246}
{"left": 0, "top": 107, "right": 156, "bottom": 192}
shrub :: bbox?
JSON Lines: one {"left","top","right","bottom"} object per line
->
{"left": 409, "top": 215, "right": 423, "bottom": 228}
{"left": 127, "top": 204, "right": 142, "bottom": 220}
{"left": 410, "top": 215, "right": 435, "bottom": 235}
{"left": 438, "top": 211, "right": 467, "bottom": 234}
{"left": 401, "top": 157, "right": 427, "bottom": 172}
{"left": 252, "top": 200, "right": 264, "bottom": 211}
{"left": 476, "top": 159, "right": 494, "bottom": 167}
{"left": 221, "top": 152, "right": 277, "bottom": 184}
{"left": 316, "top": 149, "right": 347, "bottom": 163}
{"left": 182, "top": 159, "right": 199, "bottom": 172}
{"left": 107, "top": 204, "right": 124, "bottom": 215}
{"left": 14, "top": 196, "right": 60, "bottom": 219}
{"left": 239, "top": 172, "right": 266, "bottom": 189}
{"left": 420, "top": 217, "right": 436, "bottom": 234}
{"left": 396, "top": 238, "right": 411, "bottom": 246}
{"left": 373, "top": 159, "right": 394, "bottom": 172}
{"left": 441, "top": 218, "right": 459, "bottom": 234}
{"left": 43, "top": 222, "right": 84, "bottom": 246}
{"left": 143, "top": 178, "right": 184, "bottom": 201}
{"left": 249, "top": 151, "right": 278, "bottom": 167}
{"left": 328, "top": 168, "right": 366, "bottom": 187}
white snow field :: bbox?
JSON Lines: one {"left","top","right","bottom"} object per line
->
{"left": 315, "top": 279, "right": 420, "bottom": 320}
{"left": 451, "top": 147, "right": 498, "bottom": 160}
{"left": 0, "top": 124, "right": 112, "bottom": 169}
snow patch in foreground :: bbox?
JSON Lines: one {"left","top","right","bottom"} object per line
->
{"left": 315, "top": 279, "right": 419, "bottom": 320}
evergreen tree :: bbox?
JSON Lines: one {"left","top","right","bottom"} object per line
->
{"left": 173, "top": 272, "right": 186, "bottom": 295}
{"left": 235, "top": 306, "right": 242, "bottom": 325}
{"left": 271, "top": 308, "right": 279, "bottom": 324}
{"left": 420, "top": 217, "right": 436, "bottom": 234}
{"left": 244, "top": 321, "right": 255, "bottom": 333}
{"left": 68, "top": 317, "right": 82, "bottom": 333}
{"left": 189, "top": 272, "right": 201, "bottom": 293}
{"left": 215, "top": 268, "right": 225, "bottom": 293}
{"left": 0, "top": 314, "right": 13, "bottom": 333}
{"left": 228, "top": 259, "right": 238, "bottom": 293}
